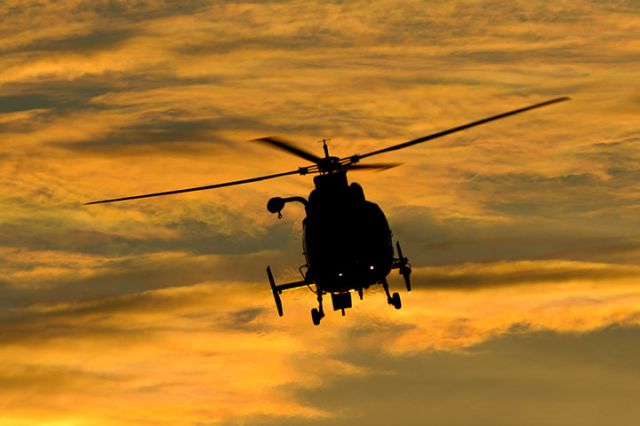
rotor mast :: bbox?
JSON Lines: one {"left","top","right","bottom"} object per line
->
{"left": 322, "top": 138, "right": 330, "bottom": 158}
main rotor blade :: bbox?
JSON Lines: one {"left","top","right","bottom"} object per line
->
{"left": 253, "top": 136, "right": 324, "bottom": 164}
{"left": 347, "top": 163, "right": 402, "bottom": 171}
{"left": 356, "top": 96, "right": 570, "bottom": 160}
{"left": 85, "top": 168, "right": 308, "bottom": 205}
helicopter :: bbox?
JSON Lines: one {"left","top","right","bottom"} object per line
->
{"left": 86, "top": 96, "right": 569, "bottom": 325}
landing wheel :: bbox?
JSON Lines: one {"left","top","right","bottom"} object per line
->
{"left": 311, "top": 308, "right": 323, "bottom": 326}
{"left": 382, "top": 278, "right": 401, "bottom": 309}
{"left": 391, "top": 292, "right": 402, "bottom": 309}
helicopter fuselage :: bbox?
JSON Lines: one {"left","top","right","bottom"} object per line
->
{"left": 302, "top": 172, "right": 394, "bottom": 293}
{"left": 265, "top": 167, "right": 411, "bottom": 324}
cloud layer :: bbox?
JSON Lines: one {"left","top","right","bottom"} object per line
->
{"left": 1, "top": 0, "right": 639, "bottom": 425}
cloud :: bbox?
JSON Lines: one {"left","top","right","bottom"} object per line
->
{"left": 388, "top": 204, "right": 640, "bottom": 267}
{"left": 0, "top": 94, "right": 58, "bottom": 114}
{"left": 1, "top": 0, "right": 640, "bottom": 425}
{"left": 224, "top": 326, "right": 640, "bottom": 426}
{"left": 411, "top": 260, "right": 640, "bottom": 290}
{"left": 1, "top": 27, "right": 139, "bottom": 56}
{"left": 57, "top": 115, "right": 269, "bottom": 153}
{"left": 0, "top": 247, "right": 300, "bottom": 311}
{"left": 1, "top": 255, "right": 640, "bottom": 425}
{"left": 0, "top": 279, "right": 329, "bottom": 425}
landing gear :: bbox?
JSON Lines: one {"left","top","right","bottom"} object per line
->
{"left": 395, "top": 241, "right": 412, "bottom": 292}
{"left": 267, "top": 238, "right": 413, "bottom": 324}
{"left": 266, "top": 265, "right": 309, "bottom": 317}
{"left": 382, "top": 278, "right": 402, "bottom": 309}
{"left": 267, "top": 266, "right": 283, "bottom": 317}
{"left": 391, "top": 291, "right": 401, "bottom": 309}
{"left": 311, "top": 291, "right": 325, "bottom": 326}
{"left": 311, "top": 308, "right": 323, "bottom": 325}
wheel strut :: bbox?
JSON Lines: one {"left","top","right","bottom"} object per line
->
{"left": 382, "top": 278, "right": 402, "bottom": 309}
{"left": 396, "top": 241, "right": 412, "bottom": 292}
{"left": 311, "top": 290, "right": 325, "bottom": 326}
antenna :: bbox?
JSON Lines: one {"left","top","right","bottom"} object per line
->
{"left": 320, "top": 138, "right": 330, "bottom": 158}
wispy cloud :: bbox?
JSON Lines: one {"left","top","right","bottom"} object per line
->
{"left": 1, "top": 0, "right": 639, "bottom": 424}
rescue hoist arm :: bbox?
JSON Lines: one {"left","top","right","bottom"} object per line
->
{"left": 267, "top": 196, "right": 308, "bottom": 218}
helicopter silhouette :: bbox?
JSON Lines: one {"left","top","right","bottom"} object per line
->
{"left": 86, "top": 96, "right": 569, "bottom": 325}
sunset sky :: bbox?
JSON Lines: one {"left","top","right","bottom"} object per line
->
{"left": 1, "top": 0, "right": 640, "bottom": 424}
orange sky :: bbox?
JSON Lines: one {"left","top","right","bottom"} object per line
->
{"left": 1, "top": 1, "right": 640, "bottom": 425}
